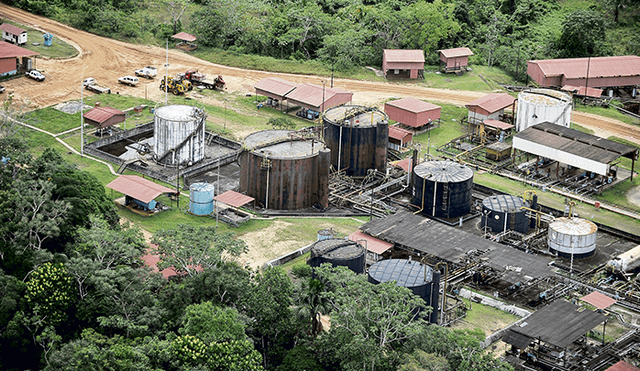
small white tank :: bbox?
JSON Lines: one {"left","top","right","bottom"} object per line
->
{"left": 548, "top": 217, "right": 597, "bottom": 258}
{"left": 516, "top": 89, "right": 572, "bottom": 132}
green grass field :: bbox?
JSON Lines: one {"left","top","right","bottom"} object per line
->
{"left": 0, "top": 20, "right": 77, "bottom": 60}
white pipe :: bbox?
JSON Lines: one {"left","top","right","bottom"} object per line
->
{"left": 503, "top": 211, "right": 508, "bottom": 232}
{"left": 432, "top": 180, "right": 437, "bottom": 216}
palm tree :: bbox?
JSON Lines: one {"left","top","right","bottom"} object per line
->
{"left": 294, "top": 277, "right": 329, "bottom": 337}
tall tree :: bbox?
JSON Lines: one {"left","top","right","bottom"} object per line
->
{"left": 161, "top": 0, "right": 190, "bottom": 35}
{"left": 556, "top": 9, "right": 609, "bottom": 58}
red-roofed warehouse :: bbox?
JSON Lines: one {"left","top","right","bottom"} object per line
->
{"left": 384, "top": 97, "right": 441, "bottom": 129}
{"left": 0, "top": 42, "right": 39, "bottom": 76}
{"left": 438, "top": 47, "right": 473, "bottom": 73}
{"left": 83, "top": 106, "right": 126, "bottom": 129}
{"left": 382, "top": 49, "right": 425, "bottom": 79}
{"left": 465, "top": 93, "right": 516, "bottom": 125}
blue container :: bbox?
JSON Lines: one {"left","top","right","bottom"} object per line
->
{"left": 317, "top": 228, "right": 336, "bottom": 241}
{"left": 189, "top": 182, "right": 215, "bottom": 215}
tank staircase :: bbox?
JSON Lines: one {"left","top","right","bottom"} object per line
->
{"left": 116, "top": 158, "right": 140, "bottom": 174}
{"left": 155, "top": 110, "right": 206, "bottom": 164}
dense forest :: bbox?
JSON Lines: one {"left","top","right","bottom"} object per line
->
{"left": 9, "top": 0, "right": 640, "bottom": 81}
{"left": 0, "top": 131, "right": 516, "bottom": 370}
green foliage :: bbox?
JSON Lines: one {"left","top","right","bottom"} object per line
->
{"left": 25, "top": 262, "right": 75, "bottom": 326}
{"left": 556, "top": 9, "right": 610, "bottom": 57}
{"left": 171, "top": 335, "right": 263, "bottom": 370}
{"left": 179, "top": 302, "right": 247, "bottom": 344}
{"left": 267, "top": 117, "right": 296, "bottom": 130}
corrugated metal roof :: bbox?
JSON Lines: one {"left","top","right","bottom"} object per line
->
{"left": 0, "top": 42, "right": 39, "bottom": 58}
{"left": 388, "top": 126, "right": 412, "bottom": 141}
{"left": 465, "top": 93, "right": 515, "bottom": 113}
{"left": 383, "top": 49, "right": 425, "bottom": 63}
{"left": 385, "top": 97, "right": 440, "bottom": 113}
{"left": 531, "top": 56, "right": 640, "bottom": 80}
{"left": 606, "top": 361, "right": 640, "bottom": 371}
{"left": 106, "top": 175, "right": 176, "bottom": 204}
{"left": 214, "top": 190, "right": 254, "bottom": 208}
{"left": 83, "top": 106, "right": 125, "bottom": 127}
{"left": 561, "top": 85, "right": 603, "bottom": 98}
{"left": 483, "top": 119, "right": 514, "bottom": 130}
{"left": 514, "top": 122, "right": 638, "bottom": 163}
{"left": 581, "top": 291, "right": 617, "bottom": 310}
{"left": 0, "top": 23, "right": 26, "bottom": 35}
{"left": 439, "top": 47, "right": 474, "bottom": 59}
{"left": 172, "top": 32, "right": 196, "bottom": 42}
{"left": 392, "top": 158, "right": 412, "bottom": 173}
{"left": 508, "top": 299, "right": 605, "bottom": 348}
{"left": 285, "top": 83, "right": 352, "bottom": 108}
{"left": 253, "top": 77, "right": 298, "bottom": 97}
{"left": 349, "top": 230, "right": 393, "bottom": 255}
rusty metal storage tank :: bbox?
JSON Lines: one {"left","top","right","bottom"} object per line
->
{"left": 323, "top": 105, "right": 388, "bottom": 177}
{"left": 239, "top": 130, "right": 330, "bottom": 210}
{"left": 153, "top": 104, "right": 206, "bottom": 166}
{"left": 516, "top": 89, "right": 572, "bottom": 132}
{"left": 368, "top": 259, "right": 440, "bottom": 323}
{"left": 481, "top": 195, "right": 530, "bottom": 234}
{"left": 307, "top": 238, "right": 366, "bottom": 274}
{"left": 411, "top": 160, "right": 473, "bottom": 218}
{"left": 548, "top": 217, "right": 598, "bottom": 258}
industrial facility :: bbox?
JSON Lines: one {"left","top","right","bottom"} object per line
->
{"left": 515, "top": 88, "right": 572, "bottom": 132}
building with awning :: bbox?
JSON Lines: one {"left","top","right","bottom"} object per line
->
{"left": 284, "top": 83, "right": 353, "bottom": 112}
{"left": 382, "top": 49, "right": 425, "bottom": 79}
{"left": 581, "top": 291, "right": 617, "bottom": 310}
{"left": 106, "top": 175, "right": 176, "bottom": 212}
{"left": 388, "top": 126, "right": 413, "bottom": 151}
{"left": 513, "top": 122, "right": 638, "bottom": 178}
{"left": 253, "top": 77, "right": 298, "bottom": 110}
{"left": 172, "top": 32, "right": 197, "bottom": 50}
{"left": 0, "top": 41, "right": 39, "bottom": 76}
{"left": 1, "top": 23, "right": 27, "bottom": 45}
{"left": 465, "top": 93, "right": 516, "bottom": 125}
{"left": 83, "top": 106, "right": 126, "bottom": 129}
{"left": 384, "top": 97, "right": 441, "bottom": 129}
{"left": 438, "top": 47, "right": 473, "bottom": 73}
{"left": 561, "top": 85, "right": 604, "bottom": 98}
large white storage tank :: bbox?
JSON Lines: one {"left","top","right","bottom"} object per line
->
{"left": 516, "top": 89, "right": 572, "bottom": 132}
{"left": 153, "top": 104, "right": 206, "bottom": 166}
{"left": 547, "top": 217, "right": 597, "bottom": 258}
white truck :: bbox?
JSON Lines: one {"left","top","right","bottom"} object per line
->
{"left": 83, "top": 77, "right": 111, "bottom": 94}
{"left": 118, "top": 75, "right": 139, "bottom": 86}
{"left": 135, "top": 66, "right": 157, "bottom": 79}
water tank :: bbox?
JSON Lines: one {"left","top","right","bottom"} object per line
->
{"left": 153, "top": 105, "right": 206, "bottom": 166}
{"left": 368, "top": 259, "right": 440, "bottom": 323}
{"left": 411, "top": 160, "right": 474, "bottom": 218}
{"left": 239, "top": 130, "right": 330, "bottom": 210}
{"left": 481, "top": 195, "right": 530, "bottom": 234}
{"left": 323, "top": 105, "right": 388, "bottom": 177}
{"left": 317, "top": 228, "right": 337, "bottom": 241}
{"left": 548, "top": 217, "right": 598, "bottom": 258}
{"left": 516, "top": 89, "right": 572, "bottom": 132}
{"left": 307, "top": 238, "right": 366, "bottom": 274}
{"left": 189, "top": 182, "right": 215, "bottom": 216}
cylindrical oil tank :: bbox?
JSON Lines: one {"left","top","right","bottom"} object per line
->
{"left": 239, "top": 130, "right": 329, "bottom": 210}
{"left": 189, "top": 182, "right": 215, "bottom": 216}
{"left": 411, "top": 160, "right": 474, "bottom": 218}
{"left": 153, "top": 105, "right": 206, "bottom": 166}
{"left": 368, "top": 259, "right": 441, "bottom": 323}
{"left": 548, "top": 217, "right": 598, "bottom": 258}
{"left": 481, "top": 195, "right": 530, "bottom": 234}
{"left": 307, "top": 238, "right": 366, "bottom": 274}
{"left": 323, "top": 105, "right": 388, "bottom": 177}
{"left": 516, "top": 89, "right": 572, "bottom": 132}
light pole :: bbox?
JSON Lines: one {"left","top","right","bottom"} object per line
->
{"left": 224, "top": 98, "right": 228, "bottom": 130}
{"left": 165, "top": 38, "right": 169, "bottom": 105}
{"left": 80, "top": 77, "right": 84, "bottom": 158}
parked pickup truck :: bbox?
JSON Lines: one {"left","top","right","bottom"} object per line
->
{"left": 135, "top": 66, "right": 157, "bottom": 79}
{"left": 118, "top": 75, "right": 139, "bottom": 86}
{"left": 83, "top": 77, "right": 111, "bottom": 94}
{"left": 25, "top": 70, "right": 45, "bottom": 82}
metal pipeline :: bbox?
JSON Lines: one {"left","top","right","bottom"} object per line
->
{"left": 414, "top": 176, "right": 427, "bottom": 214}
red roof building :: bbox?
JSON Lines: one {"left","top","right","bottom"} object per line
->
{"left": 385, "top": 97, "right": 441, "bottom": 129}
{"left": 465, "top": 93, "right": 516, "bottom": 125}
{"left": 581, "top": 291, "right": 617, "bottom": 310}
{"left": 214, "top": 190, "right": 255, "bottom": 208}
{"left": 106, "top": 175, "right": 176, "bottom": 204}
{"left": 561, "top": 85, "right": 604, "bottom": 98}
{"left": 254, "top": 77, "right": 298, "bottom": 101}
{"left": 605, "top": 361, "right": 640, "bottom": 371}
{"left": 172, "top": 32, "right": 196, "bottom": 42}
{"left": 0, "top": 23, "right": 27, "bottom": 45}
{"left": 83, "top": 106, "right": 126, "bottom": 129}
{"left": 348, "top": 230, "right": 393, "bottom": 262}
{"left": 285, "top": 83, "right": 353, "bottom": 112}
{"left": 0, "top": 42, "right": 39, "bottom": 76}
{"left": 388, "top": 126, "right": 413, "bottom": 150}
{"left": 382, "top": 49, "right": 425, "bottom": 79}
{"left": 528, "top": 56, "right": 640, "bottom": 90}
{"left": 438, "top": 47, "right": 473, "bottom": 72}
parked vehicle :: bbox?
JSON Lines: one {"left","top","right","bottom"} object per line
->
{"left": 26, "top": 70, "right": 45, "bottom": 81}
{"left": 135, "top": 66, "right": 157, "bottom": 79}
{"left": 118, "top": 75, "right": 139, "bottom": 86}
{"left": 83, "top": 77, "right": 111, "bottom": 94}
{"left": 159, "top": 75, "right": 191, "bottom": 95}
{"left": 0, "top": 85, "right": 4, "bottom": 93}
{"left": 183, "top": 69, "right": 225, "bottom": 90}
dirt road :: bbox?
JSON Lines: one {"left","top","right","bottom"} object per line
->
{"left": 2, "top": 4, "right": 640, "bottom": 144}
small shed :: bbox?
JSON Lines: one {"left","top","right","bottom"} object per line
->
{"left": 172, "top": 32, "right": 197, "bottom": 51}
{"left": 385, "top": 97, "right": 441, "bottom": 130}
{"left": 348, "top": 230, "right": 393, "bottom": 264}
{"left": 388, "top": 126, "right": 413, "bottom": 151}
{"left": 485, "top": 141, "right": 512, "bottom": 161}
{"left": 561, "top": 85, "right": 603, "bottom": 98}
{"left": 106, "top": 175, "right": 176, "bottom": 212}
{"left": 382, "top": 49, "right": 425, "bottom": 79}
{"left": 83, "top": 106, "right": 126, "bottom": 130}
{"left": 438, "top": 47, "right": 473, "bottom": 73}
{"left": 285, "top": 83, "right": 353, "bottom": 113}
{"left": 465, "top": 93, "right": 516, "bottom": 125}
{"left": 0, "top": 42, "right": 39, "bottom": 76}
{"left": 253, "top": 77, "right": 298, "bottom": 110}
{"left": 0, "top": 23, "right": 27, "bottom": 45}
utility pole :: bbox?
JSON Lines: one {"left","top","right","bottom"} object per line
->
{"left": 165, "top": 38, "right": 169, "bottom": 105}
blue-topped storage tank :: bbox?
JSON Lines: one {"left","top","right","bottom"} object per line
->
{"left": 189, "top": 182, "right": 215, "bottom": 215}
{"left": 368, "top": 259, "right": 440, "bottom": 323}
